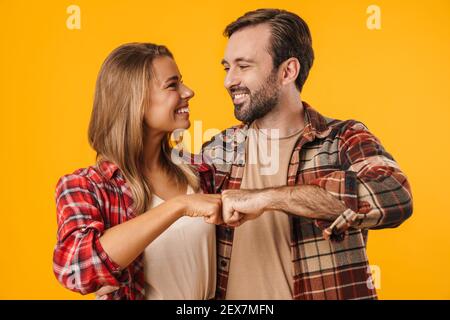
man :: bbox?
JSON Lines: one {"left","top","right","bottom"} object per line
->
{"left": 202, "top": 8, "right": 413, "bottom": 300}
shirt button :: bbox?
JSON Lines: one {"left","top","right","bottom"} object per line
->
{"left": 220, "top": 260, "right": 227, "bottom": 268}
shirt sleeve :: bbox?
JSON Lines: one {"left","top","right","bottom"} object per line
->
{"left": 53, "top": 173, "right": 123, "bottom": 295}
{"left": 308, "top": 121, "right": 413, "bottom": 241}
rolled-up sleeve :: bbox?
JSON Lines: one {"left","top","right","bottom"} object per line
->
{"left": 309, "top": 121, "right": 413, "bottom": 240}
{"left": 53, "top": 174, "right": 122, "bottom": 295}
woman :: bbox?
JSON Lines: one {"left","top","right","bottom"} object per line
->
{"left": 53, "top": 43, "right": 221, "bottom": 300}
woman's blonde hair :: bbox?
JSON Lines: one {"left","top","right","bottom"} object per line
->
{"left": 88, "top": 42, "right": 199, "bottom": 214}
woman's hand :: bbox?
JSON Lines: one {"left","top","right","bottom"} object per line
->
{"left": 176, "top": 194, "right": 223, "bottom": 225}
{"left": 95, "top": 285, "right": 120, "bottom": 300}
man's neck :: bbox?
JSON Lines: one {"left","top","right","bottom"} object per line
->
{"left": 254, "top": 96, "right": 305, "bottom": 137}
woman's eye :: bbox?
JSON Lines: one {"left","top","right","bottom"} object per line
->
{"left": 223, "top": 67, "right": 230, "bottom": 72}
{"left": 167, "top": 83, "right": 178, "bottom": 89}
{"left": 239, "top": 65, "right": 249, "bottom": 69}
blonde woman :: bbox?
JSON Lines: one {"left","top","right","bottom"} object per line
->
{"left": 53, "top": 43, "right": 222, "bottom": 300}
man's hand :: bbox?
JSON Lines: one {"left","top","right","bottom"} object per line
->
{"left": 221, "top": 189, "right": 272, "bottom": 226}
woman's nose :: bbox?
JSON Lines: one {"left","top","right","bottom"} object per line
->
{"left": 181, "top": 84, "right": 194, "bottom": 100}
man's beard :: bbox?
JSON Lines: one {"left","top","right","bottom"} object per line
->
{"left": 233, "top": 71, "right": 280, "bottom": 124}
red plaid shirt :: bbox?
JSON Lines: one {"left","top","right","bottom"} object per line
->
{"left": 202, "top": 102, "right": 413, "bottom": 300}
{"left": 53, "top": 160, "right": 214, "bottom": 300}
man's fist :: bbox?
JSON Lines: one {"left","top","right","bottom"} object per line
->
{"left": 221, "top": 189, "right": 272, "bottom": 227}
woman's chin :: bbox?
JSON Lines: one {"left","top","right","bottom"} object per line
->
{"left": 173, "top": 119, "right": 191, "bottom": 131}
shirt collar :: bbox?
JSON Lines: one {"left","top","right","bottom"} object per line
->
{"left": 236, "top": 100, "right": 331, "bottom": 144}
{"left": 97, "top": 159, "right": 121, "bottom": 181}
{"left": 301, "top": 101, "right": 332, "bottom": 141}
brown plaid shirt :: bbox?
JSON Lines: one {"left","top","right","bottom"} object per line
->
{"left": 201, "top": 102, "right": 413, "bottom": 300}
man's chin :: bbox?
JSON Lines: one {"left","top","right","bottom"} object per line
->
{"left": 234, "top": 102, "right": 249, "bottom": 122}
{"left": 234, "top": 108, "right": 246, "bottom": 122}
{"left": 233, "top": 102, "right": 243, "bottom": 110}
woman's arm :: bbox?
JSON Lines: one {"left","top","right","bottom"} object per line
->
{"left": 98, "top": 199, "right": 183, "bottom": 270}
{"left": 99, "top": 193, "right": 222, "bottom": 270}
{"left": 54, "top": 173, "right": 222, "bottom": 295}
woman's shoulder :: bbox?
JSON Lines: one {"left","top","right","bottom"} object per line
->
{"left": 55, "top": 161, "right": 120, "bottom": 197}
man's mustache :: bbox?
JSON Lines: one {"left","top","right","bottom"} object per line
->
{"left": 230, "top": 86, "right": 250, "bottom": 95}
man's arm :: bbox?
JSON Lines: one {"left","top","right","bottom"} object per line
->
{"left": 222, "top": 185, "right": 346, "bottom": 226}
{"left": 222, "top": 121, "right": 413, "bottom": 240}
{"left": 270, "top": 185, "right": 348, "bottom": 220}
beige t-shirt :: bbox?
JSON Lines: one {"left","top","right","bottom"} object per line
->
{"left": 143, "top": 186, "right": 216, "bottom": 300}
{"left": 226, "top": 122, "right": 304, "bottom": 300}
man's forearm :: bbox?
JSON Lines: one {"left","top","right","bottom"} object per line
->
{"left": 264, "top": 185, "right": 347, "bottom": 220}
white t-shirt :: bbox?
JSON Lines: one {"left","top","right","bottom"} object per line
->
{"left": 143, "top": 185, "right": 216, "bottom": 300}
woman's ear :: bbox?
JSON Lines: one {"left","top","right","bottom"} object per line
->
{"left": 280, "top": 57, "right": 301, "bottom": 87}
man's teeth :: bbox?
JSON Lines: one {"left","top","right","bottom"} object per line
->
{"left": 175, "top": 107, "right": 189, "bottom": 114}
{"left": 233, "top": 93, "right": 248, "bottom": 99}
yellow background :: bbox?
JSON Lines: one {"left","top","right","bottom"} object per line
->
{"left": 1, "top": 0, "right": 449, "bottom": 299}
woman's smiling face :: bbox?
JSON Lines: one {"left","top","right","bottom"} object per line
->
{"left": 144, "top": 56, "right": 195, "bottom": 134}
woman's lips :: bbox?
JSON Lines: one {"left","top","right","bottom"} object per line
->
{"left": 175, "top": 106, "right": 190, "bottom": 118}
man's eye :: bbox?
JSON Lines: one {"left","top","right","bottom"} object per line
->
{"left": 239, "top": 65, "right": 249, "bottom": 69}
{"left": 223, "top": 67, "right": 230, "bottom": 72}
{"left": 167, "top": 83, "right": 177, "bottom": 88}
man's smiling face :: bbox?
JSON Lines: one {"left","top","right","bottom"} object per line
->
{"left": 222, "top": 23, "right": 281, "bottom": 123}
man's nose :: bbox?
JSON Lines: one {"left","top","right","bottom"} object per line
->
{"left": 224, "top": 69, "right": 240, "bottom": 90}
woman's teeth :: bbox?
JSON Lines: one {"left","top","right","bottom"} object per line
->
{"left": 175, "top": 107, "right": 189, "bottom": 114}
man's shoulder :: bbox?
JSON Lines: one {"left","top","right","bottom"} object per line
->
{"left": 202, "top": 123, "right": 245, "bottom": 150}
{"left": 200, "top": 124, "right": 246, "bottom": 170}
{"left": 304, "top": 101, "right": 369, "bottom": 134}
{"left": 324, "top": 116, "right": 369, "bottom": 134}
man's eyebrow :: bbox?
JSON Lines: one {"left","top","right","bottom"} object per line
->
{"left": 221, "top": 57, "right": 255, "bottom": 65}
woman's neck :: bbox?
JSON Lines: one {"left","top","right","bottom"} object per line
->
{"left": 143, "top": 130, "right": 165, "bottom": 173}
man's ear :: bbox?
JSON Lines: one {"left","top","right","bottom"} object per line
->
{"left": 280, "top": 57, "right": 301, "bottom": 86}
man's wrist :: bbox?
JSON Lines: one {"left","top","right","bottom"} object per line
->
{"left": 260, "top": 187, "right": 285, "bottom": 212}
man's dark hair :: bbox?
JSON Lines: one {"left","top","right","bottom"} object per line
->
{"left": 224, "top": 8, "right": 314, "bottom": 92}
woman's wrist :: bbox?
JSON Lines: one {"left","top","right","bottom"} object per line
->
{"left": 168, "top": 195, "right": 187, "bottom": 219}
